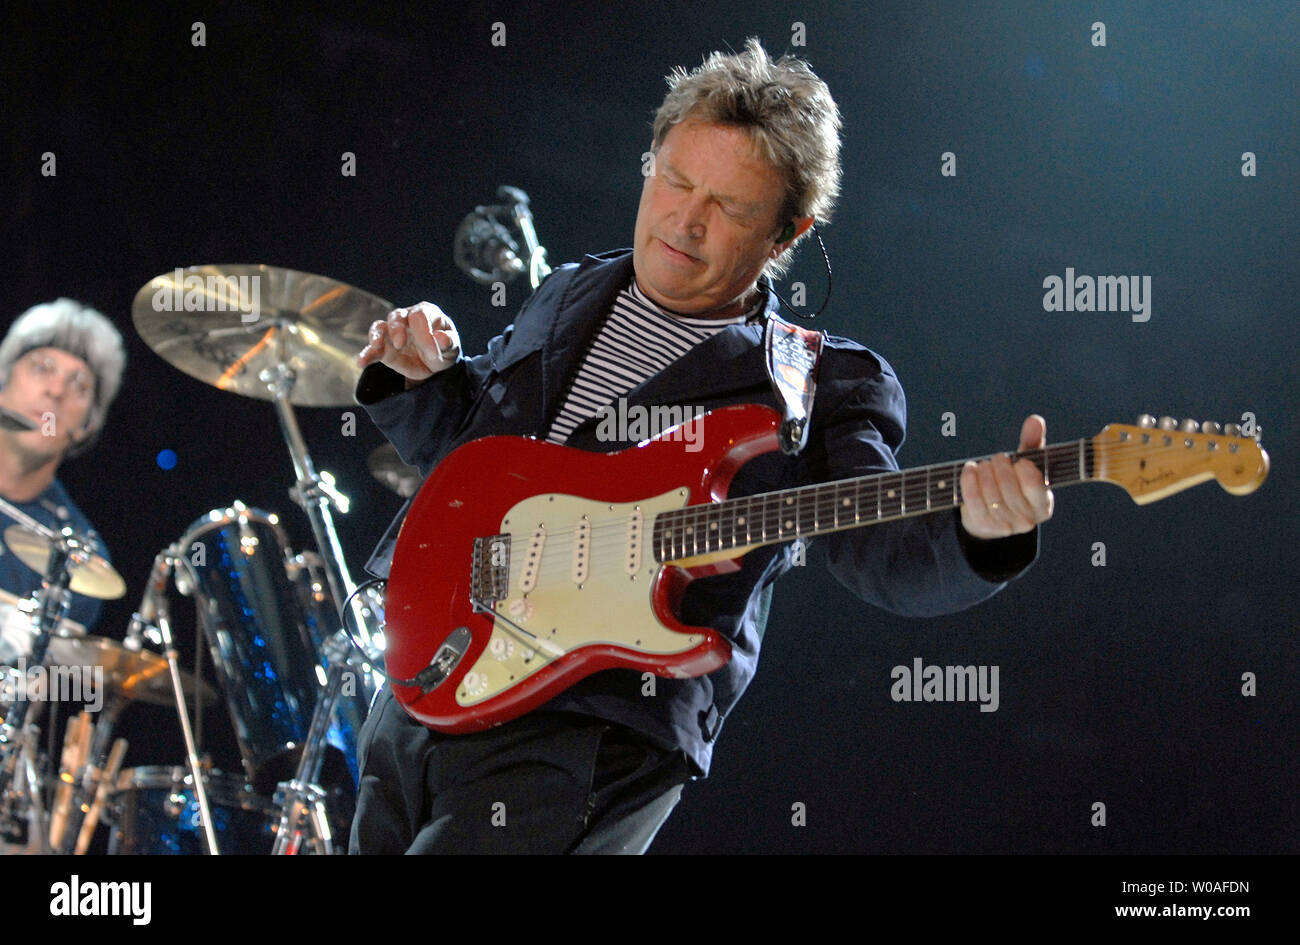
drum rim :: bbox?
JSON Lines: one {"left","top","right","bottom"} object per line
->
{"left": 112, "top": 765, "right": 274, "bottom": 813}
{"left": 176, "top": 503, "right": 294, "bottom": 551}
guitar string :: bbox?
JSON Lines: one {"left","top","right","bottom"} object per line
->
{"left": 489, "top": 435, "right": 1239, "bottom": 553}
{"left": 507, "top": 442, "right": 1076, "bottom": 548}
{"left": 485, "top": 437, "right": 1254, "bottom": 591}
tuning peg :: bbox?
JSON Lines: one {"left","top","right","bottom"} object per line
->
{"left": 1201, "top": 421, "right": 1221, "bottom": 435}
{"left": 1224, "top": 423, "right": 1240, "bottom": 436}
{"left": 1137, "top": 414, "right": 1157, "bottom": 428}
{"left": 1158, "top": 416, "right": 1178, "bottom": 430}
{"left": 1179, "top": 418, "right": 1200, "bottom": 433}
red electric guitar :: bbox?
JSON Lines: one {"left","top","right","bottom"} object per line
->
{"left": 383, "top": 405, "right": 1268, "bottom": 732}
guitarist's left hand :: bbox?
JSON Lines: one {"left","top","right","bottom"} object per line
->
{"left": 959, "top": 414, "right": 1054, "bottom": 539}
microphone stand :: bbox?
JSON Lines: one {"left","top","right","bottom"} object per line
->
{"left": 144, "top": 548, "right": 222, "bottom": 854}
{"left": 496, "top": 186, "right": 551, "bottom": 290}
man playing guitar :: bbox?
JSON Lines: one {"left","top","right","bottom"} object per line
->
{"left": 351, "top": 40, "right": 1051, "bottom": 854}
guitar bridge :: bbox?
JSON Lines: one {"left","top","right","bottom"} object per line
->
{"left": 471, "top": 533, "right": 510, "bottom": 607}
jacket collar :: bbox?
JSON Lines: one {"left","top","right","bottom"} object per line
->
{"left": 499, "top": 248, "right": 782, "bottom": 423}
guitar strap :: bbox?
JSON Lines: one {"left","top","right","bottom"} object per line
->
{"left": 763, "top": 315, "right": 824, "bottom": 455}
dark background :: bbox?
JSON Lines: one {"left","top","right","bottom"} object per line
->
{"left": 3, "top": 0, "right": 1296, "bottom": 853}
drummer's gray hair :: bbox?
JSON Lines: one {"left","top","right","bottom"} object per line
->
{"left": 0, "top": 298, "right": 126, "bottom": 450}
{"left": 651, "top": 38, "right": 842, "bottom": 277}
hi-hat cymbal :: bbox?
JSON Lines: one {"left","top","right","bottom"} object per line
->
{"left": 368, "top": 443, "right": 422, "bottom": 498}
{"left": 132, "top": 265, "right": 392, "bottom": 407}
{"left": 4, "top": 525, "right": 126, "bottom": 600}
{"left": 46, "top": 635, "right": 215, "bottom": 707}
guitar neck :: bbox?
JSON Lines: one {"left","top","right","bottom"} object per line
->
{"left": 652, "top": 439, "right": 1093, "bottom": 563}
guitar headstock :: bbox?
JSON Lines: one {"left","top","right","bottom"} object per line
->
{"left": 1093, "top": 414, "right": 1269, "bottom": 504}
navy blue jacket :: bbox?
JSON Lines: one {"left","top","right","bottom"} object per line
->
{"left": 357, "top": 250, "right": 1036, "bottom": 774}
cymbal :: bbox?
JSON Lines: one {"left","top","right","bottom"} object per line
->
{"left": 3, "top": 525, "right": 126, "bottom": 600}
{"left": 46, "top": 635, "right": 216, "bottom": 708}
{"left": 368, "top": 443, "right": 422, "bottom": 498}
{"left": 132, "top": 265, "right": 392, "bottom": 407}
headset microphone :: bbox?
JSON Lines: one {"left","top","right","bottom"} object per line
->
{"left": 767, "top": 222, "right": 833, "bottom": 320}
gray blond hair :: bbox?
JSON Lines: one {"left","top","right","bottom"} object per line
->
{"left": 652, "top": 38, "right": 842, "bottom": 275}
{"left": 0, "top": 298, "right": 126, "bottom": 445}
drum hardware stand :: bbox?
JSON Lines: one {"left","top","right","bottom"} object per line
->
{"left": 0, "top": 728, "right": 49, "bottom": 854}
{"left": 0, "top": 524, "right": 80, "bottom": 854}
{"left": 137, "top": 547, "right": 222, "bottom": 854}
{"left": 270, "top": 630, "right": 362, "bottom": 855}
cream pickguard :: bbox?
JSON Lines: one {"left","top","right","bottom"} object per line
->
{"left": 456, "top": 487, "right": 705, "bottom": 707}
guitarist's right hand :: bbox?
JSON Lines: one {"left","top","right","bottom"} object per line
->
{"left": 358, "top": 302, "right": 462, "bottom": 387}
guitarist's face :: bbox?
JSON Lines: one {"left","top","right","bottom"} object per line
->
{"left": 633, "top": 119, "right": 788, "bottom": 319}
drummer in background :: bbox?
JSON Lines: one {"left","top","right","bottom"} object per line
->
{"left": 0, "top": 299, "right": 125, "bottom": 634}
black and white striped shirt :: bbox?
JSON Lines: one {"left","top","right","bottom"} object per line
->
{"left": 546, "top": 279, "right": 763, "bottom": 444}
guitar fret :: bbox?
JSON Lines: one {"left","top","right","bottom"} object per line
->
{"left": 804, "top": 487, "right": 818, "bottom": 536}
{"left": 652, "top": 438, "right": 1098, "bottom": 564}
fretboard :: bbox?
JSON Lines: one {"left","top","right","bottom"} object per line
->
{"left": 652, "top": 439, "right": 1094, "bottom": 562}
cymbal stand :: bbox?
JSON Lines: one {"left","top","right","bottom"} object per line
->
{"left": 262, "top": 355, "right": 383, "bottom": 851}
{"left": 262, "top": 357, "right": 383, "bottom": 688}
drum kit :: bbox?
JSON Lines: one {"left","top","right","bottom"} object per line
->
{"left": 0, "top": 186, "right": 547, "bottom": 855}
{"left": 0, "top": 265, "right": 422, "bottom": 855}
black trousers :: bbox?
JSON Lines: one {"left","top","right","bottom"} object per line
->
{"left": 349, "top": 687, "right": 694, "bottom": 854}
